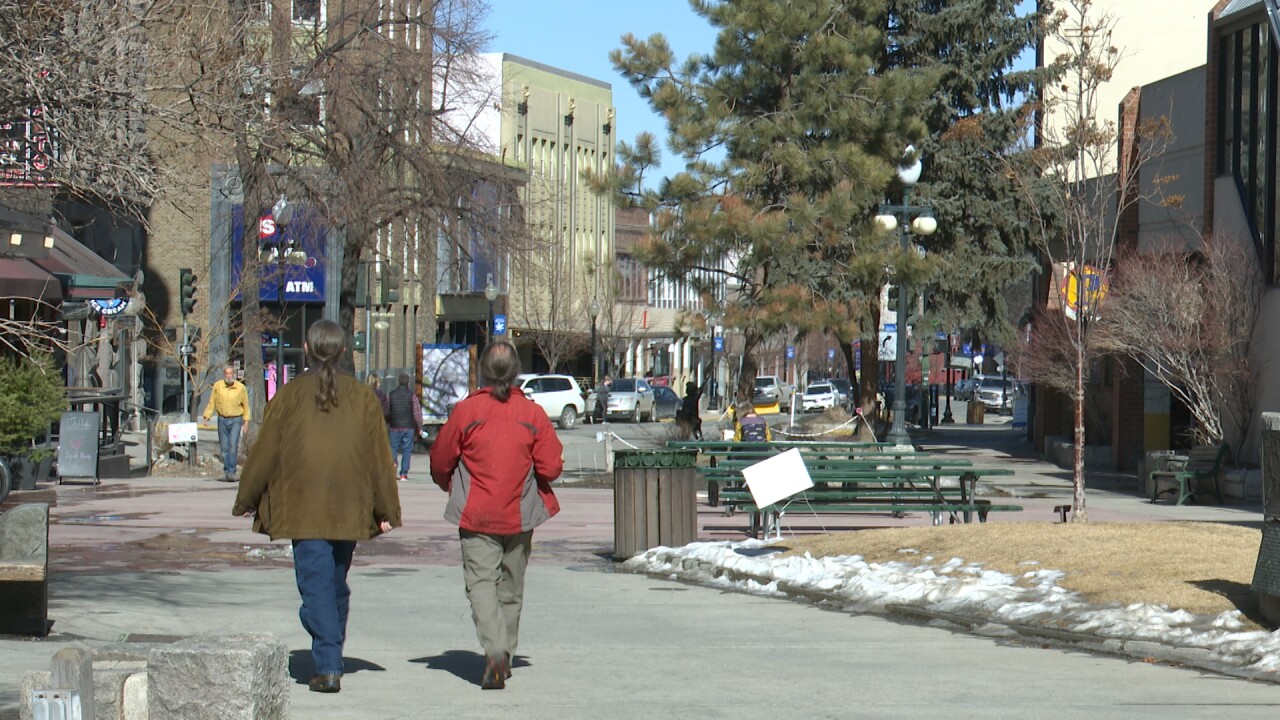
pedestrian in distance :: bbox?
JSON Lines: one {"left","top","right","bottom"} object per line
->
{"left": 202, "top": 364, "right": 250, "bottom": 482}
{"left": 366, "top": 374, "right": 388, "bottom": 412}
{"left": 677, "top": 378, "right": 704, "bottom": 440}
{"left": 594, "top": 375, "right": 612, "bottom": 424}
{"left": 734, "top": 403, "right": 772, "bottom": 442}
{"left": 232, "top": 319, "right": 401, "bottom": 695}
{"left": 382, "top": 373, "right": 423, "bottom": 482}
{"left": 430, "top": 340, "right": 563, "bottom": 690}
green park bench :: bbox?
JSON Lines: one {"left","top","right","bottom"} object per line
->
{"left": 1149, "top": 444, "right": 1228, "bottom": 506}
{"left": 667, "top": 441, "right": 1022, "bottom": 537}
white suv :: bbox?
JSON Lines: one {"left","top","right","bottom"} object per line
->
{"left": 516, "top": 374, "right": 585, "bottom": 429}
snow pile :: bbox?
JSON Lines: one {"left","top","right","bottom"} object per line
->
{"left": 624, "top": 539, "right": 1280, "bottom": 673}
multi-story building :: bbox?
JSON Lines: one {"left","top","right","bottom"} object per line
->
{"left": 470, "top": 53, "right": 615, "bottom": 374}
{"left": 1033, "top": 0, "right": 1280, "bottom": 484}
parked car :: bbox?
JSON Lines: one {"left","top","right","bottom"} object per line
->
{"left": 753, "top": 375, "right": 794, "bottom": 411}
{"left": 975, "top": 376, "right": 1017, "bottom": 411}
{"left": 801, "top": 382, "right": 838, "bottom": 412}
{"left": 599, "top": 377, "right": 657, "bottom": 422}
{"left": 827, "top": 378, "right": 856, "bottom": 409}
{"left": 652, "top": 385, "right": 682, "bottom": 420}
{"left": 953, "top": 377, "right": 978, "bottom": 401}
{"left": 516, "top": 373, "right": 585, "bottom": 429}
{"left": 880, "top": 382, "right": 921, "bottom": 422}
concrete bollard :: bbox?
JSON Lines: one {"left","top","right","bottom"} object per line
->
{"left": 20, "top": 634, "right": 288, "bottom": 720}
{"left": 147, "top": 633, "right": 289, "bottom": 720}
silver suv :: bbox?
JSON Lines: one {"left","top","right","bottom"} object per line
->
{"left": 516, "top": 374, "right": 585, "bottom": 429}
{"left": 753, "top": 376, "right": 794, "bottom": 411}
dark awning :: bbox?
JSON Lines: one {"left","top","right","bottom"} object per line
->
{"left": 33, "top": 225, "right": 130, "bottom": 300}
{"left": 0, "top": 258, "right": 62, "bottom": 301}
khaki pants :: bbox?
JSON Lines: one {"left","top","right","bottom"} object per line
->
{"left": 459, "top": 529, "right": 532, "bottom": 659}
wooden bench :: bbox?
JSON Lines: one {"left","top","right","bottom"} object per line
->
{"left": 668, "top": 441, "right": 1022, "bottom": 536}
{"left": 1150, "top": 444, "right": 1228, "bottom": 505}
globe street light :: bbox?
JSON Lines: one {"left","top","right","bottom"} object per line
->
{"left": 484, "top": 275, "right": 498, "bottom": 349}
{"left": 589, "top": 299, "right": 601, "bottom": 385}
{"left": 875, "top": 147, "right": 938, "bottom": 447}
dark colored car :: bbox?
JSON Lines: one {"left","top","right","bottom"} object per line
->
{"left": 652, "top": 386, "right": 681, "bottom": 420}
{"left": 828, "top": 378, "right": 858, "bottom": 409}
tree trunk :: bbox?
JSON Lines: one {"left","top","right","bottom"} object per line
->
{"left": 1071, "top": 337, "right": 1088, "bottom": 522}
{"left": 734, "top": 329, "right": 762, "bottom": 410}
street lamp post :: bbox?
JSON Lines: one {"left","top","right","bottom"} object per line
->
{"left": 261, "top": 196, "right": 299, "bottom": 396}
{"left": 484, "top": 275, "right": 498, "bottom": 350}
{"left": 874, "top": 148, "right": 938, "bottom": 447}
{"left": 942, "top": 335, "right": 955, "bottom": 423}
{"left": 589, "top": 299, "right": 600, "bottom": 385}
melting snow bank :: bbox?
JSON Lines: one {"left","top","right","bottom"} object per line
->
{"left": 624, "top": 539, "right": 1280, "bottom": 681}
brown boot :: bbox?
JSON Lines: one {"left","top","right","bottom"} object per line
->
{"left": 481, "top": 655, "right": 507, "bottom": 690}
{"left": 308, "top": 673, "right": 341, "bottom": 693}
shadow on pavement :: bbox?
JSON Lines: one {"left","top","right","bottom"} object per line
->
{"left": 288, "top": 650, "right": 386, "bottom": 683}
{"left": 409, "top": 649, "right": 530, "bottom": 687}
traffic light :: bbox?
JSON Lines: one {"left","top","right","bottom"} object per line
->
{"left": 352, "top": 331, "right": 367, "bottom": 352}
{"left": 380, "top": 264, "right": 401, "bottom": 304}
{"left": 354, "top": 263, "right": 369, "bottom": 308}
{"left": 179, "top": 268, "right": 197, "bottom": 317}
{"left": 886, "top": 285, "right": 899, "bottom": 313}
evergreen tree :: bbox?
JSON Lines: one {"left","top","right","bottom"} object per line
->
{"left": 883, "top": 0, "right": 1059, "bottom": 347}
{"left": 610, "top": 0, "right": 932, "bottom": 409}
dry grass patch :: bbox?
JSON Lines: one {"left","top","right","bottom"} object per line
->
{"left": 779, "top": 521, "right": 1267, "bottom": 628}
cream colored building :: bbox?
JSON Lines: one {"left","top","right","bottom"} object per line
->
{"left": 472, "top": 53, "right": 615, "bottom": 372}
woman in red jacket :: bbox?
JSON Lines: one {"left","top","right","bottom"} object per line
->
{"left": 430, "top": 341, "right": 563, "bottom": 689}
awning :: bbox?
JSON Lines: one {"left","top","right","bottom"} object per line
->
{"left": 0, "top": 258, "right": 62, "bottom": 301}
{"left": 33, "top": 225, "right": 130, "bottom": 300}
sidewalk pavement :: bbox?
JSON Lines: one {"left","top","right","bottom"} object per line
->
{"left": 2, "top": 420, "right": 1274, "bottom": 718}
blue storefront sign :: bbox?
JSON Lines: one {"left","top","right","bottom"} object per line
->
{"left": 230, "top": 205, "right": 328, "bottom": 304}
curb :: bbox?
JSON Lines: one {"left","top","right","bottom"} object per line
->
{"left": 628, "top": 553, "right": 1280, "bottom": 685}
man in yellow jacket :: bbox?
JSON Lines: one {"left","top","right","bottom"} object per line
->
{"left": 203, "top": 364, "right": 251, "bottom": 482}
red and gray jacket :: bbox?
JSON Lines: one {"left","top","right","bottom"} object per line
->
{"left": 429, "top": 387, "right": 563, "bottom": 535}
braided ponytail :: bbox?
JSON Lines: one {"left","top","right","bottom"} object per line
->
{"left": 305, "top": 319, "right": 346, "bottom": 411}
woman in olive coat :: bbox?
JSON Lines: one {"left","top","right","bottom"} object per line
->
{"left": 233, "top": 319, "right": 401, "bottom": 694}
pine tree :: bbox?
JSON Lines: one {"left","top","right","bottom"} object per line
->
{"left": 883, "top": 0, "right": 1058, "bottom": 346}
{"left": 610, "top": 0, "right": 933, "bottom": 408}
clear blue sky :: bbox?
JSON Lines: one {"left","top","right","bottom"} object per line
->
{"left": 481, "top": 0, "right": 716, "bottom": 175}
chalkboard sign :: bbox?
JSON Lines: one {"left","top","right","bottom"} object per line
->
{"left": 57, "top": 411, "right": 100, "bottom": 482}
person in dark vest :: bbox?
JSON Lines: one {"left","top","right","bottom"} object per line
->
{"left": 594, "top": 375, "right": 612, "bottom": 424}
{"left": 382, "top": 373, "right": 423, "bottom": 482}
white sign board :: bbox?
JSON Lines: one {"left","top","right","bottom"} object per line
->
{"left": 168, "top": 422, "right": 198, "bottom": 445}
{"left": 741, "top": 448, "right": 814, "bottom": 509}
{"left": 421, "top": 344, "right": 471, "bottom": 423}
{"left": 878, "top": 331, "right": 896, "bottom": 361}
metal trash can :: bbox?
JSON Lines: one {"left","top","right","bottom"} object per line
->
{"left": 613, "top": 449, "right": 698, "bottom": 560}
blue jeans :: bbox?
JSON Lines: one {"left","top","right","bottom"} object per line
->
{"left": 216, "top": 415, "right": 242, "bottom": 476}
{"left": 293, "top": 539, "right": 356, "bottom": 676}
{"left": 389, "top": 428, "right": 414, "bottom": 476}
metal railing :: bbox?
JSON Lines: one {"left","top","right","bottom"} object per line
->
{"left": 118, "top": 400, "right": 161, "bottom": 476}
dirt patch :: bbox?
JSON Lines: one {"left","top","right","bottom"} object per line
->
{"left": 778, "top": 521, "right": 1267, "bottom": 628}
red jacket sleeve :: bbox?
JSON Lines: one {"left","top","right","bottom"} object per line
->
{"left": 530, "top": 411, "right": 564, "bottom": 483}
{"left": 429, "top": 408, "right": 463, "bottom": 490}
